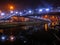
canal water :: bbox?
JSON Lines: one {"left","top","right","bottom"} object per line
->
{"left": 0, "top": 22, "right": 60, "bottom": 45}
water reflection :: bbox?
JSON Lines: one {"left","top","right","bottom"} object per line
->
{"left": 0, "top": 21, "right": 60, "bottom": 45}
{"left": 0, "top": 22, "right": 59, "bottom": 34}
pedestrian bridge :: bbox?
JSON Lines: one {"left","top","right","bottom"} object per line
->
{"left": 0, "top": 9, "right": 60, "bottom": 22}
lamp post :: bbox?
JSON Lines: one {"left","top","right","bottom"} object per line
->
{"left": 9, "top": 6, "right": 14, "bottom": 22}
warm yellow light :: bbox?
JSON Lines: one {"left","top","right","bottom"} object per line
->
{"left": 52, "top": 22, "right": 55, "bottom": 26}
{"left": 44, "top": 23, "right": 48, "bottom": 31}
{"left": 52, "top": 16, "right": 55, "bottom": 18}
{"left": 10, "top": 6, "right": 14, "bottom": 10}
{"left": 45, "top": 15, "right": 48, "bottom": 18}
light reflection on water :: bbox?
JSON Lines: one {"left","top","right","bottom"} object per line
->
{"left": 0, "top": 21, "right": 59, "bottom": 34}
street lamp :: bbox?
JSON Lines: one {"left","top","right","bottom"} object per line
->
{"left": 9, "top": 6, "right": 14, "bottom": 14}
{"left": 10, "top": 6, "right": 14, "bottom": 10}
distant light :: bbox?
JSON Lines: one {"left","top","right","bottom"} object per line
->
{"left": 45, "top": 15, "right": 48, "bottom": 18}
{"left": 10, "top": 11, "right": 13, "bottom": 13}
{"left": 24, "top": 41, "right": 27, "bottom": 43}
{"left": 1, "top": 36, "right": 5, "bottom": 40}
{"left": 39, "top": 9, "right": 43, "bottom": 12}
{"left": 11, "top": 37, "right": 14, "bottom": 40}
{"left": 29, "top": 10, "right": 32, "bottom": 13}
{"left": 9, "top": 36, "right": 15, "bottom": 41}
{"left": 15, "top": 12, "right": 18, "bottom": 14}
{"left": 1, "top": 13, "right": 5, "bottom": 16}
{"left": 52, "top": 16, "right": 55, "bottom": 18}
{"left": 45, "top": 8, "right": 50, "bottom": 11}
{"left": 1, "top": 36, "right": 7, "bottom": 41}
{"left": 20, "top": 12, "right": 22, "bottom": 15}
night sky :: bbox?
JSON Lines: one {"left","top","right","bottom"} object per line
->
{"left": 0, "top": 0, "right": 60, "bottom": 11}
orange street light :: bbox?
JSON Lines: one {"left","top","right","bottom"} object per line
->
{"left": 10, "top": 6, "right": 14, "bottom": 10}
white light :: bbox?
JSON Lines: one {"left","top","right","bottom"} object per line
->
{"left": 39, "top": 9, "right": 43, "bottom": 12}
{"left": 29, "top": 10, "right": 32, "bottom": 13}
{"left": 2, "top": 37, "right": 5, "bottom": 40}
{"left": 1, "top": 13, "right": 5, "bottom": 16}
{"left": 9, "top": 36, "right": 15, "bottom": 41}
{"left": 45, "top": 8, "right": 50, "bottom": 11}
{"left": 24, "top": 41, "right": 27, "bottom": 43}
{"left": 10, "top": 11, "right": 13, "bottom": 13}
{"left": 11, "top": 37, "right": 14, "bottom": 40}
{"left": 15, "top": 12, "right": 18, "bottom": 14}
{"left": 20, "top": 12, "right": 22, "bottom": 15}
{"left": 1, "top": 36, "right": 6, "bottom": 41}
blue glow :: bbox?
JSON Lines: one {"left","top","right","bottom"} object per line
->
{"left": 1, "top": 37, "right": 5, "bottom": 40}
{"left": 29, "top": 10, "right": 32, "bottom": 13}
{"left": 45, "top": 8, "right": 50, "bottom": 11}
{"left": 15, "top": 12, "right": 18, "bottom": 14}
{"left": 1, "top": 13, "right": 5, "bottom": 16}
{"left": 20, "top": 12, "right": 22, "bottom": 15}
{"left": 1, "top": 36, "right": 7, "bottom": 41}
{"left": 39, "top": 9, "right": 43, "bottom": 12}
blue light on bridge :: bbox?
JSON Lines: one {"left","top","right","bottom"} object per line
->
{"left": 45, "top": 8, "right": 50, "bottom": 11}
{"left": 20, "top": 12, "right": 22, "bottom": 15}
{"left": 1, "top": 13, "right": 5, "bottom": 16}
{"left": 28, "top": 10, "right": 32, "bottom": 13}
{"left": 15, "top": 11, "right": 18, "bottom": 14}
{"left": 39, "top": 9, "right": 43, "bottom": 12}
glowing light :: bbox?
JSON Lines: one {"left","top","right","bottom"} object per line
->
{"left": 45, "top": 8, "right": 50, "bottom": 11}
{"left": 44, "top": 23, "right": 48, "bottom": 31}
{"left": 29, "top": 10, "right": 32, "bottom": 13}
{"left": 1, "top": 36, "right": 5, "bottom": 40}
{"left": 20, "top": 12, "right": 22, "bottom": 15}
{"left": 1, "top": 36, "right": 7, "bottom": 41}
{"left": 39, "top": 9, "right": 43, "bottom": 12}
{"left": 10, "top": 6, "right": 14, "bottom": 10}
{"left": 24, "top": 41, "right": 27, "bottom": 43}
{"left": 44, "top": 15, "right": 48, "bottom": 18}
{"left": 52, "top": 22, "right": 55, "bottom": 26}
{"left": 15, "top": 12, "right": 18, "bottom": 14}
{"left": 52, "top": 16, "right": 55, "bottom": 18}
{"left": 9, "top": 36, "right": 15, "bottom": 41}
{"left": 51, "top": 22, "right": 55, "bottom": 29}
{"left": 10, "top": 11, "right": 13, "bottom": 13}
{"left": 1, "top": 13, "right": 5, "bottom": 16}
